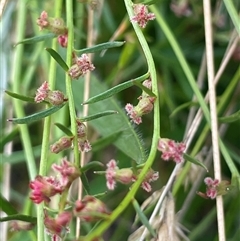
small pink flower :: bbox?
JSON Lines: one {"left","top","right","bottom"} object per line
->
{"left": 36, "top": 11, "right": 67, "bottom": 35}
{"left": 52, "top": 158, "right": 80, "bottom": 187}
{"left": 68, "top": 54, "right": 95, "bottom": 79}
{"left": 29, "top": 176, "right": 63, "bottom": 204}
{"left": 58, "top": 33, "right": 68, "bottom": 48}
{"left": 125, "top": 79, "right": 155, "bottom": 124}
{"left": 74, "top": 195, "right": 110, "bottom": 222}
{"left": 76, "top": 54, "right": 95, "bottom": 75}
{"left": 131, "top": 4, "right": 155, "bottom": 28}
{"left": 36, "top": 11, "right": 49, "bottom": 31}
{"left": 34, "top": 81, "right": 49, "bottom": 103}
{"left": 125, "top": 103, "right": 142, "bottom": 125}
{"left": 34, "top": 81, "right": 66, "bottom": 105}
{"left": 78, "top": 139, "right": 92, "bottom": 152}
{"left": 132, "top": 169, "right": 159, "bottom": 192}
{"left": 105, "top": 159, "right": 133, "bottom": 190}
{"left": 157, "top": 138, "right": 186, "bottom": 163}
{"left": 44, "top": 210, "right": 72, "bottom": 239}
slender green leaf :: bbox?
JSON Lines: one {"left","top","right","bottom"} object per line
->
{"left": 170, "top": 101, "right": 198, "bottom": 117}
{"left": 14, "top": 33, "right": 56, "bottom": 46}
{"left": 54, "top": 123, "right": 74, "bottom": 136}
{"left": 132, "top": 80, "right": 156, "bottom": 97}
{"left": 0, "top": 194, "right": 18, "bottom": 215}
{"left": 8, "top": 104, "right": 65, "bottom": 124}
{"left": 5, "top": 90, "right": 35, "bottom": 103}
{"left": 79, "top": 110, "right": 118, "bottom": 122}
{"left": 132, "top": 199, "right": 157, "bottom": 238}
{"left": 0, "top": 214, "right": 37, "bottom": 224}
{"left": 81, "top": 173, "right": 90, "bottom": 195}
{"left": 184, "top": 153, "right": 208, "bottom": 172}
{"left": 45, "top": 48, "right": 69, "bottom": 71}
{"left": 219, "top": 110, "right": 240, "bottom": 123}
{"left": 83, "top": 73, "right": 149, "bottom": 105}
{"left": 74, "top": 41, "right": 125, "bottom": 54}
{"left": 81, "top": 161, "right": 104, "bottom": 173}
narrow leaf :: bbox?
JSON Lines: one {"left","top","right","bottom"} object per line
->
{"left": 75, "top": 41, "right": 125, "bottom": 54}
{"left": 81, "top": 173, "right": 90, "bottom": 194}
{"left": 218, "top": 110, "right": 240, "bottom": 123}
{"left": 54, "top": 123, "right": 73, "bottom": 136}
{"left": 83, "top": 73, "right": 149, "bottom": 105}
{"left": 8, "top": 104, "right": 65, "bottom": 124}
{"left": 132, "top": 199, "right": 156, "bottom": 238}
{"left": 81, "top": 161, "right": 104, "bottom": 173}
{"left": 170, "top": 101, "right": 198, "bottom": 117}
{"left": 0, "top": 194, "right": 18, "bottom": 215}
{"left": 132, "top": 80, "right": 156, "bottom": 97}
{"left": 184, "top": 153, "right": 208, "bottom": 172}
{"left": 45, "top": 48, "right": 69, "bottom": 71}
{"left": 14, "top": 33, "right": 56, "bottom": 46}
{"left": 5, "top": 90, "right": 35, "bottom": 103}
{"left": 0, "top": 214, "right": 37, "bottom": 224}
{"left": 79, "top": 110, "right": 118, "bottom": 122}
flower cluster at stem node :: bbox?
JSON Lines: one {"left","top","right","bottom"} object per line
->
{"left": 157, "top": 138, "right": 186, "bottom": 163}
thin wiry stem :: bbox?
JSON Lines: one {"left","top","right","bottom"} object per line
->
{"left": 203, "top": 1, "right": 225, "bottom": 241}
{"left": 76, "top": 6, "right": 95, "bottom": 239}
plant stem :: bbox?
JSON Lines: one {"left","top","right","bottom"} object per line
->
{"left": 83, "top": 0, "right": 160, "bottom": 240}
{"left": 66, "top": 0, "right": 79, "bottom": 168}
{"left": 203, "top": 1, "right": 225, "bottom": 240}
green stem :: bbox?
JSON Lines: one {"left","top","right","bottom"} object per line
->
{"left": 83, "top": 1, "right": 160, "bottom": 240}
{"left": 66, "top": 0, "right": 80, "bottom": 168}
{"left": 12, "top": 2, "right": 37, "bottom": 181}
{"left": 37, "top": 1, "right": 63, "bottom": 240}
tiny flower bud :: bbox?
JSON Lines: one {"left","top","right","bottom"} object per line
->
{"left": 76, "top": 120, "right": 87, "bottom": 138}
{"left": 46, "top": 90, "right": 65, "bottom": 105}
{"left": 58, "top": 32, "right": 68, "bottom": 48}
{"left": 36, "top": 11, "right": 67, "bottom": 35}
{"left": 50, "top": 136, "right": 73, "bottom": 154}
{"left": 78, "top": 139, "right": 92, "bottom": 152}
{"left": 74, "top": 195, "right": 110, "bottom": 222}
{"left": 52, "top": 158, "right": 80, "bottom": 187}
{"left": 44, "top": 210, "right": 72, "bottom": 238}
{"left": 68, "top": 63, "right": 83, "bottom": 79}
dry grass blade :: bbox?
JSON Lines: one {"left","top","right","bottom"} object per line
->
{"left": 129, "top": 192, "right": 189, "bottom": 241}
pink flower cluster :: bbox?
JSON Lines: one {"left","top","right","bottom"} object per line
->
{"left": 68, "top": 54, "right": 95, "bottom": 79}
{"left": 37, "top": 11, "right": 68, "bottom": 48}
{"left": 204, "top": 177, "right": 220, "bottom": 199}
{"left": 105, "top": 159, "right": 159, "bottom": 192}
{"left": 76, "top": 120, "right": 92, "bottom": 152}
{"left": 197, "top": 178, "right": 231, "bottom": 199}
{"left": 131, "top": 4, "right": 156, "bottom": 28}
{"left": 34, "top": 81, "right": 66, "bottom": 105}
{"left": 157, "top": 138, "right": 186, "bottom": 163}
{"left": 74, "top": 195, "right": 110, "bottom": 222}
{"left": 125, "top": 79, "right": 155, "bottom": 125}
{"left": 29, "top": 158, "right": 79, "bottom": 204}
